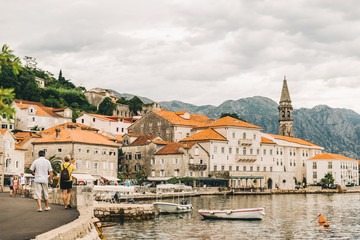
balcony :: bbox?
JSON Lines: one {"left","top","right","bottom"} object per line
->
{"left": 189, "top": 163, "right": 207, "bottom": 171}
{"left": 238, "top": 139, "right": 253, "bottom": 146}
{"left": 235, "top": 154, "right": 257, "bottom": 162}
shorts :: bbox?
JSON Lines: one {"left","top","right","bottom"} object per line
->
{"left": 10, "top": 186, "right": 13, "bottom": 190}
{"left": 60, "top": 181, "right": 73, "bottom": 190}
{"left": 33, "top": 182, "right": 49, "bottom": 200}
{"left": 20, "top": 184, "right": 26, "bottom": 190}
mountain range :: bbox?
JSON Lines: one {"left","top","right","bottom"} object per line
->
{"left": 159, "top": 96, "right": 360, "bottom": 159}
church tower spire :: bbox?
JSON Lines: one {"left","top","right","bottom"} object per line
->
{"left": 278, "top": 76, "right": 293, "bottom": 137}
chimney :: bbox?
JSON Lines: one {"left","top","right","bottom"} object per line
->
{"left": 55, "top": 129, "right": 61, "bottom": 139}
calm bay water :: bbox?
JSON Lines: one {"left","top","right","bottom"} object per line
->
{"left": 102, "top": 193, "right": 360, "bottom": 239}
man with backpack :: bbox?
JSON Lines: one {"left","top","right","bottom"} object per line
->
{"left": 59, "top": 155, "right": 76, "bottom": 209}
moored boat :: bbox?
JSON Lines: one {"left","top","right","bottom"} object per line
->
{"left": 198, "top": 207, "right": 265, "bottom": 220}
{"left": 153, "top": 201, "right": 193, "bottom": 214}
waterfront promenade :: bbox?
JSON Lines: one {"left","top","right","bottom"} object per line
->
{"left": 0, "top": 193, "right": 79, "bottom": 240}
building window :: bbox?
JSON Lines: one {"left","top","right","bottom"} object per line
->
{"left": 263, "top": 167, "right": 266, "bottom": 171}
{"left": 116, "top": 127, "right": 119, "bottom": 132}
{"left": 243, "top": 147, "right": 246, "bottom": 155}
{"left": 221, "top": 147, "right": 225, "bottom": 154}
{"left": 236, "top": 166, "right": 239, "bottom": 171}
{"left": 250, "top": 166, "right": 253, "bottom": 171}
{"left": 173, "top": 158, "right": 179, "bottom": 164}
{"left": 229, "top": 166, "right": 232, "bottom": 171}
{"left": 232, "top": 132, "right": 235, "bottom": 138}
{"left": 221, "top": 166, "right": 225, "bottom": 171}
{"left": 229, "top": 148, "right": 232, "bottom": 154}
{"left": 257, "top": 149, "right": 259, "bottom": 155}
{"left": 103, "top": 150, "right": 107, "bottom": 155}
{"left": 243, "top": 166, "right": 246, "bottom": 171}
{"left": 200, "top": 171, "right": 204, "bottom": 177}
{"left": 161, "top": 159, "right": 165, "bottom": 165}
{"left": 81, "top": 119, "right": 84, "bottom": 123}
{"left": 135, "top": 152, "right": 141, "bottom": 159}
{"left": 15, "top": 161, "right": 19, "bottom": 168}
{"left": 312, "top": 162, "right": 317, "bottom": 169}
{"left": 270, "top": 149, "right": 273, "bottom": 155}
{"left": 86, "top": 161, "right": 90, "bottom": 169}
{"left": 32, "top": 117, "right": 36, "bottom": 122}
{"left": 195, "top": 147, "right": 199, "bottom": 156}
{"left": 93, "top": 118, "right": 95, "bottom": 122}
{"left": 243, "top": 133, "right": 246, "bottom": 139}
{"left": 257, "top": 166, "right": 260, "bottom": 171}
{"left": 152, "top": 170, "right": 155, "bottom": 177}
{"left": 103, "top": 162, "right": 106, "bottom": 169}
{"left": 174, "top": 170, "right": 178, "bottom": 177}
{"left": 189, "top": 171, "right": 193, "bottom": 177}
{"left": 313, "top": 172, "right": 317, "bottom": 179}
{"left": 214, "top": 146, "right": 217, "bottom": 153}
{"left": 94, "top": 163, "right": 99, "bottom": 173}
{"left": 76, "top": 160, "right": 82, "bottom": 169}
{"left": 151, "top": 159, "right": 156, "bottom": 165}
{"left": 270, "top": 167, "right": 273, "bottom": 172}
{"left": 263, "top": 149, "right": 266, "bottom": 155}
{"left": 236, "top": 148, "right": 239, "bottom": 154}
{"left": 58, "top": 148, "right": 62, "bottom": 153}
{"left": 328, "top": 162, "right": 332, "bottom": 169}
{"left": 253, "top": 134, "right": 256, "bottom": 140}
{"left": 250, "top": 149, "right": 253, "bottom": 154}
{"left": 214, "top": 165, "right": 217, "bottom": 171}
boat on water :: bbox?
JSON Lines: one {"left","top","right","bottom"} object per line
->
{"left": 198, "top": 207, "right": 265, "bottom": 220}
{"left": 153, "top": 201, "right": 193, "bottom": 214}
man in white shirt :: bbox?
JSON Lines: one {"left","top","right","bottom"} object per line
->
{"left": 30, "top": 150, "right": 53, "bottom": 212}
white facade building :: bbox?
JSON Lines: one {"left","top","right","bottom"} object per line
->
{"left": 306, "top": 153, "right": 359, "bottom": 186}
{"left": 13, "top": 99, "right": 72, "bottom": 131}
{"left": 76, "top": 113, "right": 133, "bottom": 135}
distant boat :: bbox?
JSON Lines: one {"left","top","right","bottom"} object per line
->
{"left": 198, "top": 207, "right": 265, "bottom": 220}
{"left": 153, "top": 201, "right": 193, "bottom": 214}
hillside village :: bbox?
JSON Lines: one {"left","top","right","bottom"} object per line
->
{"left": 1, "top": 77, "right": 359, "bottom": 191}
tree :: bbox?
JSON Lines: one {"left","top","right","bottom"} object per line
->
{"left": 0, "top": 87, "right": 15, "bottom": 122}
{"left": 128, "top": 96, "right": 144, "bottom": 115}
{"left": 220, "top": 112, "right": 247, "bottom": 122}
{"left": 321, "top": 173, "right": 335, "bottom": 187}
{"left": 48, "top": 155, "right": 62, "bottom": 175}
{"left": 0, "top": 44, "right": 22, "bottom": 75}
{"left": 98, "top": 97, "right": 116, "bottom": 116}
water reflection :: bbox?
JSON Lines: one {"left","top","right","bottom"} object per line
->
{"left": 102, "top": 193, "right": 360, "bottom": 239}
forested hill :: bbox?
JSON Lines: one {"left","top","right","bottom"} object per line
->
{"left": 0, "top": 56, "right": 97, "bottom": 121}
{"left": 160, "top": 97, "right": 360, "bottom": 159}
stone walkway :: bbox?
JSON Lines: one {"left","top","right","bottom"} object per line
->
{"left": 0, "top": 193, "right": 79, "bottom": 240}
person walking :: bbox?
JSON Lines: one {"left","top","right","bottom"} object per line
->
{"left": 30, "top": 150, "right": 53, "bottom": 212}
{"left": 19, "top": 173, "right": 27, "bottom": 197}
{"left": 9, "top": 175, "right": 14, "bottom": 197}
{"left": 13, "top": 176, "right": 19, "bottom": 197}
{"left": 59, "top": 155, "right": 76, "bottom": 209}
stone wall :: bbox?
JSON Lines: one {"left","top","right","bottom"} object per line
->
{"left": 94, "top": 202, "right": 155, "bottom": 221}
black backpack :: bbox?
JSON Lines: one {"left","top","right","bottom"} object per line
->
{"left": 60, "top": 163, "right": 71, "bottom": 181}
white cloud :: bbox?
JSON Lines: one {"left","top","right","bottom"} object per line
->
{"left": 1, "top": 0, "right": 360, "bottom": 113}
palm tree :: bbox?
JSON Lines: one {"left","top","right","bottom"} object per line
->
{"left": 48, "top": 155, "right": 62, "bottom": 175}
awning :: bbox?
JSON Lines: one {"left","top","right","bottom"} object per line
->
{"left": 148, "top": 177, "right": 171, "bottom": 181}
{"left": 230, "top": 176, "right": 264, "bottom": 179}
{"left": 102, "top": 176, "right": 120, "bottom": 181}
{"left": 24, "top": 173, "right": 34, "bottom": 178}
{"left": 72, "top": 174, "right": 96, "bottom": 181}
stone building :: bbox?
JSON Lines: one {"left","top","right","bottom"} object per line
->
{"left": 278, "top": 77, "right": 293, "bottom": 137}
{"left": 306, "top": 153, "right": 359, "bottom": 186}
{"left": 13, "top": 99, "right": 72, "bottom": 131}
{"left": 1, "top": 113, "right": 14, "bottom": 130}
{"left": 152, "top": 141, "right": 209, "bottom": 182}
{"left": 128, "top": 109, "right": 214, "bottom": 142}
{"left": 121, "top": 133, "right": 166, "bottom": 177}
{"left": 32, "top": 123, "right": 120, "bottom": 180}
{"left": 0, "top": 130, "right": 26, "bottom": 191}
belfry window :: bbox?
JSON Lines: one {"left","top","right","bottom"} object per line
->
{"left": 282, "top": 111, "right": 285, "bottom": 118}
{"left": 287, "top": 111, "right": 290, "bottom": 118}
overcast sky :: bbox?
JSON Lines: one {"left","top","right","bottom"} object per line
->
{"left": 2, "top": 0, "right": 360, "bottom": 113}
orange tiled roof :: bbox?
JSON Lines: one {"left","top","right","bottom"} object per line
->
{"left": 207, "top": 116, "right": 262, "bottom": 129}
{"left": 14, "top": 99, "right": 69, "bottom": 118}
{"left": 14, "top": 132, "right": 41, "bottom": 146}
{"left": 152, "top": 140, "right": 174, "bottom": 145}
{"left": 125, "top": 133, "right": 144, "bottom": 137}
{"left": 115, "top": 134, "right": 123, "bottom": 142}
{"left": 155, "top": 142, "right": 184, "bottom": 155}
{"left": 0, "top": 129, "right": 9, "bottom": 135}
{"left": 153, "top": 109, "right": 214, "bottom": 127}
{"left": 33, "top": 128, "right": 119, "bottom": 147}
{"left": 15, "top": 144, "right": 27, "bottom": 150}
{"left": 42, "top": 122, "right": 99, "bottom": 134}
{"left": 309, "top": 153, "right": 357, "bottom": 161}
{"left": 180, "top": 128, "right": 227, "bottom": 142}
{"left": 261, "top": 137, "right": 276, "bottom": 144}
{"left": 84, "top": 113, "right": 133, "bottom": 123}
{"left": 130, "top": 135, "right": 158, "bottom": 146}
{"left": 268, "top": 134, "right": 321, "bottom": 147}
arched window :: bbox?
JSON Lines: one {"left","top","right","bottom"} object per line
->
{"left": 282, "top": 111, "right": 285, "bottom": 118}
{"left": 243, "top": 133, "right": 246, "bottom": 139}
{"left": 287, "top": 111, "right": 290, "bottom": 118}
{"left": 243, "top": 147, "right": 246, "bottom": 155}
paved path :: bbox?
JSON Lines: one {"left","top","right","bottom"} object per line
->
{"left": 0, "top": 193, "right": 79, "bottom": 240}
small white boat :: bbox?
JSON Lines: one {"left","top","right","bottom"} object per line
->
{"left": 198, "top": 207, "right": 265, "bottom": 220}
{"left": 153, "top": 202, "right": 193, "bottom": 214}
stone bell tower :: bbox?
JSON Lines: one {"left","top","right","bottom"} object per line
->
{"left": 278, "top": 76, "right": 293, "bottom": 137}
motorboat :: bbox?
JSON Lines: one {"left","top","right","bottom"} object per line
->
{"left": 198, "top": 207, "right": 265, "bottom": 220}
{"left": 153, "top": 200, "right": 193, "bottom": 214}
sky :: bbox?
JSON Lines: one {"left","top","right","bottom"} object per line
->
{"left": 2, "top": 0, "right": 360, "bottom": 113}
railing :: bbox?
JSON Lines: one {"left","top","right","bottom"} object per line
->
{"left": 235, "top": 154, "right": 257, "bottom": 162}
{"left": 188, "top": 163, "right": 207, "bottom": 171}
{"left": 238, "top": 139, "right": 253, "bottom": 146}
